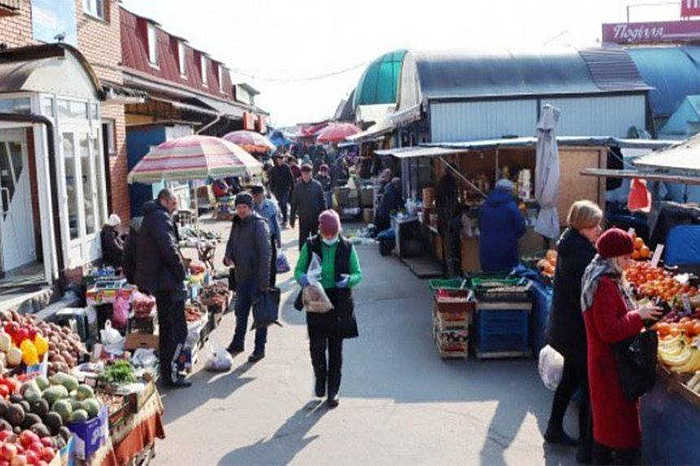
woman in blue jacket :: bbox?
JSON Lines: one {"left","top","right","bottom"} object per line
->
{"left": 478, "top": 179, "right": 526, "bottom": 272}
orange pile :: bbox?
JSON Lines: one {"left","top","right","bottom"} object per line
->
{"left": 536, "top": 250, "right": 557, "bottom": 278}
{"left": 654, "top": 318, "right": 700, "bottom": 338}
{"left": 631, "top": 236, "right": 650, "bottom": 260}
{"left": 624, "top": 261, "right": 697, "bottom": 303}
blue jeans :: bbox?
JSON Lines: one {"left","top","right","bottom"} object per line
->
{"left": 230, "top": 278, "right": 267, "bottom": 354}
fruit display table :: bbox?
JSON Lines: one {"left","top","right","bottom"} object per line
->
{"left": 641, "top": 369, "right": 700, "bottom": 465}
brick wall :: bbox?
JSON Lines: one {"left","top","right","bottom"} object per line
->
{"left": 76, "top": 0, "right": 130, "bottom": 221}
{"left": 0, "top": 0, "right": 33, "bottom": 47}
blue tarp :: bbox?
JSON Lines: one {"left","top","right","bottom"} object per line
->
{"left": 664, "top": 225, "right": 700, "bottom": 266}
{"left": 510, "top": 265, "right": 553, "bottom": 354}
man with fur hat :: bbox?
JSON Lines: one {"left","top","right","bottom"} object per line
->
{"left": 224, "top": 192, "right": 272, "bottom": 363}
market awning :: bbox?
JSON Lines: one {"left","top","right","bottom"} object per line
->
{"left": 374, "top": 146, "right": 468, "bottom": 159}
{"left": 346, "top": 118, "right": 395, "bottom": 142}
{"left": 426, "top": 136, "right": 676, "bottom": 151}
{"left": 102, "top": 81, "right": 148, "bottom": 104}
{"left": 196, "top": 95, "right": 246, "bottom": 119}
{"left": 634, "top": 134, "right": 700, "bottom": 175}
{"left": 580, "top": 168, "right": 700, "bottom": 185}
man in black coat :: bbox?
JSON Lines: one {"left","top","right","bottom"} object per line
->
{"left": 224, "top": 193, "right": 272, "bottom": 362}
{"left": 268, "top": 154, "right": 295, "bottom": 227}
{"left": 134, "top": 189, "right": 190, "bottom": 388}
{"left": 375, "top": 177, "right": 403, "bottom": 233}
{"left": 290, "top": 164, "right": 326, "bottom": 250}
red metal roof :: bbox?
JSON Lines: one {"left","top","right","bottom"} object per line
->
{"left": 120, "top": 8, "right": 238, "bottom": 106}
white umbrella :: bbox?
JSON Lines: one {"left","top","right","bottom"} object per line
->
{"left": 534, "top": 104, "right": 561, "bottom": 240}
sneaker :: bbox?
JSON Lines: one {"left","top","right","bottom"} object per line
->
{"left": 248, "top": 352, "right": 265, "bottom": 363}
{"left": 167, "top": 378, "right": 192, "bottom": 389}
{"left": 326, "top": 397, "right": 339, "bottom": 409}
{"left": 226, "top": 346, "right": 244, "bottom": 357}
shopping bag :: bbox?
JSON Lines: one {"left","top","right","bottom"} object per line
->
{"left": 251, "top": 287, "right": 282, "bottom": 330}
{"left": 204, "top": 346, "right": 233, "bottom": 372}
{"left": 276, "top": 252, "right": 291, "bottom": 274}
{"left": 111, "top": 294, "right": 130, "bottom": 330}
{"left": 538, "top": 345, "right": 564, "bottom": 391}
{"left": 613, "top": 330, "right": 658, "bottom": 400}
{"left": 302, "top": 253, "right": 333, "bottom": 313}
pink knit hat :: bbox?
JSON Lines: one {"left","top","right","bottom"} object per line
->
{"left": 319, "top": 210, "right": 341, "bottom": 237}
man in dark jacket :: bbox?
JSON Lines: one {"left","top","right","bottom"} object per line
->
{"left": 290, "top": 164, "right": 326, "bottom": 250}
{"left": 268, "top": 154, "right": 294, "bottom": 227}
{"left": 224, "top": 193, "right": 272, "bottom": 362}
{"left": 375, "top": 177, "right": 403, "bottom": 233}
{"left": 478, "top": 179, "right": 526, "bottom": 272}
{"left": 135, "top": 189, "right": 190, "bottom": 388}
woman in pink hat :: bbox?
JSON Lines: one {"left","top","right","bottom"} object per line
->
{"left": 580, "top": 228, "right": 661, "bottom": 465}
{"left": 294, "top": 209, "right": 362, "bottom": 408}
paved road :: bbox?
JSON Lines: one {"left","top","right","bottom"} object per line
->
{"left": 156, "top": 217, "right": 577, "bottom": 466}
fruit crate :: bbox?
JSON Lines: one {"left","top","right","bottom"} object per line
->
{"left": 432, "top": 299, "right": 472, "bottom": 326}
{"left": 433, "top": 323, "right": 468, "bottom": 359}
{"left": 471, "top": 277, "right": 531, "bottom": 302}
{"left": 474, "top": 301, "right": 532, "bottom": 359}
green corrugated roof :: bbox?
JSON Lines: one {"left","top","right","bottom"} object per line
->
{"left": 353, "top": 50, "right": 407, "bottom": 109}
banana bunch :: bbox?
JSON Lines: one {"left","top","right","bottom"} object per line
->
{"left": 658, "top": 335, "right": 700, "bottom": 373}
{"left": 687, "top": 372, "right": 700, "bottom": 395}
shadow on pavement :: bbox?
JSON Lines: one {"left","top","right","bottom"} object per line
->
{"left": 217, "top": 401, "right": 327, "bottom": 465}
{"left": 160, "top": 362, "right": 255, "bottom": 425}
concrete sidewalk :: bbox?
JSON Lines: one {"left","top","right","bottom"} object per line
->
{"left": 155, "top": 217, "right": 577, "bottom": 466}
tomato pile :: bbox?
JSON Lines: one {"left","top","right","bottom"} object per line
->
{"left": 624, "top": 261, "right": 697, "bottom": 303}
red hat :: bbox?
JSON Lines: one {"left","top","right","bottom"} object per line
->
{"left": 596, "top": 228, "right": 634, "bottom": 258}
{"left": 319, "top": 210, "right": 341, "bottom": 237}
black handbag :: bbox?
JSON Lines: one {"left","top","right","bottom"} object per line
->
{"left": 251, "top": 287, "right": 282, "bottom": 330}
{"left": 612, "top": 330, "right": 658, "bottom": 401}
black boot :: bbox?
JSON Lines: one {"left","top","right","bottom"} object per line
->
{"left": 315, "top": 378, "right": 326, "bottom": 398}
{"left": 544, "top": 424, "right": 578, "bottom": 447}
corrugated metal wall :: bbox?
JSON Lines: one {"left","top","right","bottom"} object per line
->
{"left": 541, "top": 95, "right": 645, "bottom": 137}
{"left": 430, "top": 100, "right": 538, "bottom": 142}
{"left": 430, "top": 95, "right": 646, "bottom": 142}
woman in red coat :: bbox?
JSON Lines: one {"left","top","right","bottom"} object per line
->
{"left": 580, "top": 228, "right": 660, "bottom": 465}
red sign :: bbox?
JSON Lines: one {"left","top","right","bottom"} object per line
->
{"left": 682, "top": 0, "right": 700, "bottom": 17}
{"left": 602, "top": 20, "right": 700, "bottom": 44}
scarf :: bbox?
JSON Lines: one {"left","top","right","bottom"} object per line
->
{"left": 581, "top": 254, "right": 621, "bottom": 313}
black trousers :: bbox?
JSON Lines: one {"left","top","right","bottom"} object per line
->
{"left": 592, "top": 443, "right": 641, "bottom": 465}
{"left": 155, "top": 292, "right": 187, "bottom": 384}
{"left": 273, "top": 190, "right": 289, "bottom": 223}
{"left": 548, "top": 357, "right": 593, "bottom": 461}
{"left": 298, "top": 220, "right": 318, "bottom": 251}
{"left": 309, "top": 331, "right": 343, "bottom": 398}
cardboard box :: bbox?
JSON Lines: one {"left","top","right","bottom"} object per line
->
{"left": 67, "top": 405, "right": 108, "bottom": 460}
{"left": 124, "top": 331, "right": 159, "bottom": 350}
{"left": 362, "top": 208, "right": 374, "bottom": 224}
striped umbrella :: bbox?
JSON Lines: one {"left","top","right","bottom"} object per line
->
{"left": 127, "top": 135, "right": 262, "bottom": 184}
{"left": 316, "top": 122, "right": 361, "bottom": 144}
{"left": 222, "top": 130, "right": 276, "bottom": 154}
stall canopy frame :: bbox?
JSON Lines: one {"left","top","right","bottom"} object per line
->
{"left": 580, "top": 168, "right": 700, "bottom": 185}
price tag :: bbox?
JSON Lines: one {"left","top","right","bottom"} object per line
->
{"left": 682, "top": 295, "right": 693, "bottom": 314}
{"left": 650, "top": 244, "right": 664, "bottom": 268}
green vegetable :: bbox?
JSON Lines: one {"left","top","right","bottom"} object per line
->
{"left": 98, "top": 360, "right": 136, "bottom": 385}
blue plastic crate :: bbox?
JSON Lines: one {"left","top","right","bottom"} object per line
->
{"left": 475, "top": 307, "right": 529, "bottom": 354}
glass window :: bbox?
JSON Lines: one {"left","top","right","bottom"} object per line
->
{"left": 90, "top": 103, "right": 98, "bottom": 121}
{"left": 178, "top": 41, "right": 187, "bottom": 76}
{"left": 80, "top": 134, "right": 96, "bottom": 235}
{"left": 32, "top": 0, "right": 78, "bottom": 45}
{"left": 0, "top": 98, "right": 31, "bottom": 115}
{"left": 57, "top": 100, "right": 88, "bottom": 120}
{"left": 201, "top": 56, "right": 207, "bottom": 85}
{"left": 83, "top": 0, "right": 105, "bottom": 20}
{"left": 0, "top": 144, "right": 14, "bottom": 217}
{"left": 218, "top": 65, "right": 225, "bottom": 92}
{"left": 102, "top": 119, "right": 116, "bottom": 155}
{"left": 92, "top": 135, "right": 104, "bottom": 228}
{"left": 62, "top": 133, "right": 79, "bottom": 240}
{"left": 147, "top": 23, "right": 158, "bottom": 65}
{"left": 40, "top": 96, "right": 54, "bottom": 117}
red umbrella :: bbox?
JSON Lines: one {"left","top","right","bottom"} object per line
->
{"left": 222, "top": 130, "right": 276, "bottom": 154}
{"left": 315, "top": 122, "right": 361, "bottom": 144}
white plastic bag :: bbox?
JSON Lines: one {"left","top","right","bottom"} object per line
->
{"left": 302, "top": 253, "right": 333, "bottom": 313}
{"left": 99, "top": 321, "right": 125, "bottom": 355}
{"left": 538, "top": 345, "right": 565, "bottom": 391}
{"left": 205, "top": 346, "right": 233, "bottom": 372}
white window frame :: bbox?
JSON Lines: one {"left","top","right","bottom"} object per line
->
{"left": 83, "top": 0, "right": 105, "bottom": 21}
{"left": 218, "top": 65, "right": 225, "bottom": 92}
{"left": 178, "top": 41, "right": 187, "bottom": 77}
{"left": 102, "top": 118, "right": 116, "bottom": 155}
{"left": 147, "top": 23, "right": 158, "bottom": 67}
{"left": 201, "top": 56, "right": 207, "bottom": 86}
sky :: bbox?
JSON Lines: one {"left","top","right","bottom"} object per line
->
{"left": 119, "top": 0, "right": 681, "bottom": 128}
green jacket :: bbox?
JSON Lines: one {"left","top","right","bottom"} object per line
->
{"left": 294, "top": 238, "right": 362, "bottom": 289}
